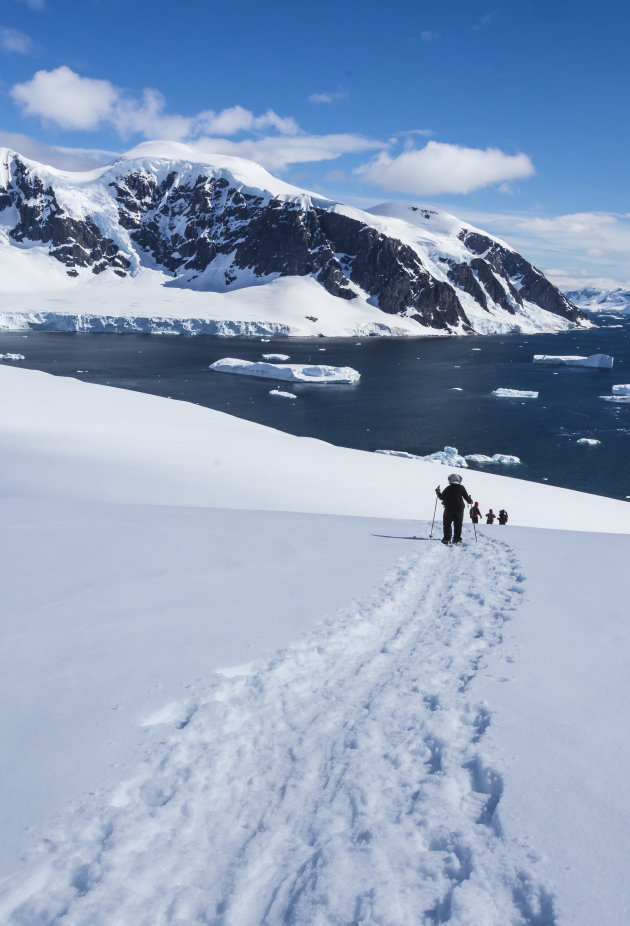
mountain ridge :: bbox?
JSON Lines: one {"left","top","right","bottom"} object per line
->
{"left": 0, "top": 143, "right": 587, "bottom": 337}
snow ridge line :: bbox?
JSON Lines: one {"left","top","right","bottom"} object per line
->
{"left": 2, "top": 535, "right": 556, "bottom": 926}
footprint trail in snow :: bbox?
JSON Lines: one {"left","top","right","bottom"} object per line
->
{"left": 2, "top": 535, "right": 556, "bottom": 925}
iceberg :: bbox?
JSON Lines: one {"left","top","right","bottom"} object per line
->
{"left": 0, "top": 353, "right": 25, "bottom": 361}
{"left": 374, "top": 445, "right": 521, "bottom": 467}
{"left": 492, "top": 388, "right": 539, "bottom": 399}
{"left": 269, "top": 389, "right": 297, "bottom": 399}
{"left": 210, "top": 358, "right": 360, "bottom": 384}
{"left": 464, "top": 453, "right": 521, "bottom": 464}
{"left": 612, "top": 384, "right": 630, "bottom": 395}
{"left": 533, "top": 353, "right": 614, "bottom": 369}
{"left": 262, "top": 354, "right": 290, "bottom": 361}
{"left": 577, "top": 438, "right": 601, "bottom": 446}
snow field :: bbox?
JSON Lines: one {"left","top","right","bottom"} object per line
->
{"left": 2, "top": 536, "right": 553, "bottom": 926}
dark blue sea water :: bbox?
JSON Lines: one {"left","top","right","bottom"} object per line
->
{"left": 2, "top": 315, "right": 629, "bottom": 500}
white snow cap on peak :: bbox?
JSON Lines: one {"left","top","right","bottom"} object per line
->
{"left": 118, "top": 141, "right": 329, "bottom": 202}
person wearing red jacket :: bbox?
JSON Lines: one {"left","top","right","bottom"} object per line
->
{"left": 486, "top": 509, "right": 496, "bottom": 524}
{"left": 470, "top": 502, "right": 481, "bottom": 524}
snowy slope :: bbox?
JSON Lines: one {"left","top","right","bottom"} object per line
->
{"left": 0, "top": 143, "right": 585, "bottom": 338}
{"left": 1, "top": 366, "right": 629, "bottom": 925}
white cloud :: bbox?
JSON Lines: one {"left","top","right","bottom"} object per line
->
{"left": 11, "top": 66, "right": 118, "bottom": 130}
{"left": 451, "top": 206, "right": 630, "bottom": 288}
{"left": 111, "top": 88, "right": 193, "bottom": 140}
{"left": 0, "top": 130, "right": 117, "bottom": 170}
{"left": 357, "top": 141, "right": 535, "bottom": 195}
{"left": 196, "top": 105, "right": 300, "bottom": 136}
{"left": 1, "top": 27, "right": 32, "bottom": 54}
{"left": 308, "top": 91, "right": 346, "bottom": 104}
{"left": 181, "top": 134, "right": 384, "bottom": 172}
{"left": 10, "top": 68, "right": 304, "bottom": 143}
{"left": 8, "top": 67, "right": 383, "bottom": 172}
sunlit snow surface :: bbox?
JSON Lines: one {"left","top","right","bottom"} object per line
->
{"left": 1, "top": 366, "right": 629, "bottom": 926}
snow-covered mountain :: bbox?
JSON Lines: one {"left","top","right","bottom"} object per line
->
{"left": 0, "top": 141, "right": 586, "bottom": 337}
{"left": 564, "top": 286, "right": 630, "bottom": 313}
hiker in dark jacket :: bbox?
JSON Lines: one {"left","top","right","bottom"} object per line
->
{"left": 498, "top": 509, "right": 508, "bottom": 525}
{"left": 436, "top": 473, "right": 473, "bottom": 545}
{"left": 486, "top": 509, "right": 496, "bottom": 524}
{"left": 470, "top": 502, "right": 481, "bottom": 524}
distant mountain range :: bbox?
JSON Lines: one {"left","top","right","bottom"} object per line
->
{"left": 0, "top": 141, "right": 587, "bottom": 337}
{"left": 564, "top": 287, "right": 630, "bottom": 313}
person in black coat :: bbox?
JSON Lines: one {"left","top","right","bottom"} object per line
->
{"left": 436, "top": 473, "right": 473, "bottom": 544}
{"left": 498, "top": 509, "right": 508, "bottom": 525}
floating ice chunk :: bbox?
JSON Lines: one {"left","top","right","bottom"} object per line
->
{"left": 576, "top": 438, "right": 601, "bottom": 446}
{"left": 269, "top": 389, "right": 297, "bottom": 399}
{"left": 210, "top": 358, "right": 360, "bottom": 384}
{"left": 451, "top": 387, "right": 464, "bottom": 391}
{"left": 612, "top": 384, "right": 630, "bottom": 395}
{"left": 0, "top": 353, "right": 25, "bottom": 361}
{"left": 492, "top": 388, "right": 539, "bottom": 398}
{"left": 376, "top": 446, "right": 468, "bottom": 466}
{"left": 262, "top": 353, "right": 290, "bottom": 361}
{"left": 419, "top": 446, "right": 468, "bottom": 467}
{"left": 533, "top": 353, "right": 614, "bottom": 369}
{"left": 376, "top": 446, "right": 521, "bottom": 466}
{"left": 600, "top": 395, "right": 630, "bottom": 403}
{"left": 465, "top": 453, "right": 521, "bottom": 464}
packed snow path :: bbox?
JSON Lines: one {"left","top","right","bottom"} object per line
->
{"left": 3, "top": 536, "right": 555, "bottom": 926}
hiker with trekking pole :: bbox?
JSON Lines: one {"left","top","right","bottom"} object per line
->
{"left": 432, "top": 473, "right": 474, "bottom": 546}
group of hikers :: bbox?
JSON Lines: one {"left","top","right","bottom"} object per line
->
{"left": 435, "top": 473, "right": 509, "bottom": 545}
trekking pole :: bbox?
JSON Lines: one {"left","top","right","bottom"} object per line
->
{"left": 472, "top": 519, "right": 478, "bottom": 543}
{"left": 429, "top": 493, "right": 438, "bottom": 539}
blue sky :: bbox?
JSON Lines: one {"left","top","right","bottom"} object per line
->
{"left": 1, "top": 0, "right": 629, "bottom": 288}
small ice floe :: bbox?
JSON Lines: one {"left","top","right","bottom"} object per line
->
{"left": 210, "top": 358, "right": 360, "bottom": 384}
{"left": 612, "top": 384, "right": 630, "bottom": 395}
{"left": 262, "top": 353, "right": 290, "bottom": 361}
{"left": 451, "top": 387, "right": 464, "bottom": 391}
{"left": 533, "top": 353, "right": 614, "bottom": 369}
{"left": 471, "top": 348, "right": 482, "bottom": 351}
{"left": 492, "top": 388, "right": 539, "bottom": 399}
{"left": 600, "top": 395, "right": 630, "bottom": 403}
{"left": 0, "top": 353, "right": 25, "bottom": 361}
{"left": 576, "top": 438, "right": 601, "bottom": 446}
{"left": 317, "top": 348, "right": 327, "bottom": 351}
{"left": 269, "top": 389, "right": 297, "bottom": 399}
{"left": 465, "top": 453, "right": 521, "bottom": 464}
